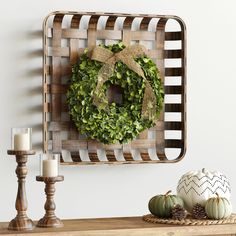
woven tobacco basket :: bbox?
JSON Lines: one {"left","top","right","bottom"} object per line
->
{"left": 43, "top": 11, "right": 187, "bottom": 165}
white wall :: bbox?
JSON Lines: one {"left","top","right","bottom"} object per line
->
{"left": 0, "top": 0, "right": 236, "bottom": 221}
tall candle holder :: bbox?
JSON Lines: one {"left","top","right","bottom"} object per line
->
{"left": 7, "top": 150, "right": 35, "bottom": 231}
{"left": 36, "top": 153, "right": 63, "bottom": 228}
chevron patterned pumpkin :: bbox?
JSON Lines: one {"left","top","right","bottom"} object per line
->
{"left": 176, "top": 168, "right": 231, "bottom": 212}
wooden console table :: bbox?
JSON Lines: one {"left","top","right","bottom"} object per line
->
{"left": 0, "top": 216, "right": 236, "bottom": 236}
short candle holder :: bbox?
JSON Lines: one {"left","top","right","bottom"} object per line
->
{"left": 7, "top": 150, "right": 36, "bottom": 231}
{"left": 36, "top": 175, "right": 64, "bottom": 228}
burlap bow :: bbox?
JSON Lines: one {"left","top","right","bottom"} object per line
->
{"left": 91, "top": 44, "right": 157, "bottom": 120}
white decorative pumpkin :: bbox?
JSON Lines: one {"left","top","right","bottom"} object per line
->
{"left": 177, "top": 168, "right": 231, "bottom": 212}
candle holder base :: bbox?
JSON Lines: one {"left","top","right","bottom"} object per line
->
{"left": 37, "top": 216, "right": 63, "bottom": 228}
{"left": 8, "top": 216, "right": 35, "bottom": 231}
{"left": 36, "top": 176, "right": 64, "bottom": 228}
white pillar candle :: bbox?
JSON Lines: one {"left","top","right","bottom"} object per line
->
{"left": 14, "top": 133, "right": 30, "bottom": 150}
{"left": 42, "top": 159, "right": 58, "bottom": 177}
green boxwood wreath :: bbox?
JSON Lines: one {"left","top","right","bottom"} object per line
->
{"left": 66, "top": 43, "right": 164, "bottom": 144}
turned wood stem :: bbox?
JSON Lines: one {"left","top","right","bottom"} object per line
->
{"left": 15, "top": 155, "right": 28, "bottom": 215}
{"left": 44, "top": 181, "right": 56, "bottom": 218}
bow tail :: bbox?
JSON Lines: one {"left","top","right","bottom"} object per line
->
{"left": 142, "top": 82, "right": 157, "bottom": 120}
{"left": 119, "top": 54, "right": 157, "bottom": 121}
{"left": 93, "top": 62, "right": 115, "bottom": 109}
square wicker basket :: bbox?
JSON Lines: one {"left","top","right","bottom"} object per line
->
{"left": 43, "top": 11, "right": 187, "bottom": 165}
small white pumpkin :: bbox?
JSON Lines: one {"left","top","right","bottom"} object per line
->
{"left": 177, "top": 168, "right": 231, "bottom": 212}
{"left": 205, "top": 193, "right": 232, "bottom": 219}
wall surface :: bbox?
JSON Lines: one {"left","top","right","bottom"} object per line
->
{"left": 0, "top": 0, "right": 236, "bottom": 221}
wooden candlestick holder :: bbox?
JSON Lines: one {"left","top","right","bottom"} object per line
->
{"left": 36, "top": 175, "right": 64, "bottom": 228}
{"left": 7, "top": 150, "right": 36, "bottom": 231}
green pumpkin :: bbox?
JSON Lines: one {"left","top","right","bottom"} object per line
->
{"left": 148, "top": 190, "right": 184, "bottom": 218}
{"left": 205, "top": 193, "right": 232, "bottom": 219}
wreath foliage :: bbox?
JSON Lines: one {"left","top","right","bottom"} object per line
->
{"left": 67, "top": 43, "right": 164, "bottom": 144}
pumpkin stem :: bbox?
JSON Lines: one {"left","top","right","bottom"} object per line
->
{"left": 165, "top": 190, "right": 172, "bottom": 196}
{"left": 215, "top": 193, "right": 220, "bottom": 203}
{"left": 202, "top": 168, "right": 206, "bottom": 173}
